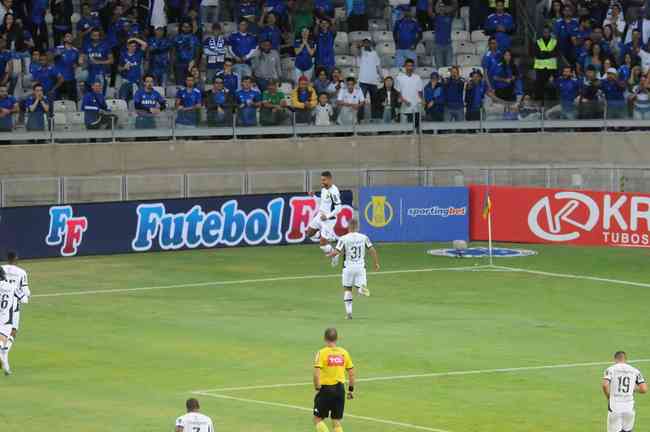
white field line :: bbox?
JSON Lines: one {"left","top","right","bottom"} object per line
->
{"left": 193, "top": 391, "right": 451, "bottom": 432}
{"left": 31, "top": 265, "right": 491, "bottom": 298}
{"left": 192, "top": 359, "right": 650, "bottom": 394}
{"left": 493, "top": 265, "right": 650, "bottom": 289}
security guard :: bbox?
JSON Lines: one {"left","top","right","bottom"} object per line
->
{"left": 534, "top": 26, "right": 559, "bottom": 104}
{"left": 313, "top": 328, "right": 355, "bottom": 432}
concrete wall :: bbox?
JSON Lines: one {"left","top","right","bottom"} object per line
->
{"left": 1, "top": 132, "right": 649, "bottom": 178}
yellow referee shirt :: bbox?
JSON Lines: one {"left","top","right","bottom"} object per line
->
{"left": 314, "top": 346, "right": 354, "bottom": 385}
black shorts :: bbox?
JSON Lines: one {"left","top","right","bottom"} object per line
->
{"left": 313, "top": 383, "right": 345, "bottom": 420}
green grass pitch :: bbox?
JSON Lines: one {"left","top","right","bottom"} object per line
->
{"left": 4, "top": 243, "right": 650, "bottom": 432}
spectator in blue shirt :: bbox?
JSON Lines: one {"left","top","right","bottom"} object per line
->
{"left": 482, "top": 37, "right": 501, "bottom": 81}
{"left": 206, "top": 75, "right": 235, "bottom": 126}
{"left": 203, "top": 23, "right": 228, "bottom": 83}
{"left": 294, "top": 27, "right": 315, "bottom": 82}
{"left": 0, "top": 84, "right": 18, "bottom": 131}
{"left": 314, "top": 0, "right": 334, "bottom": 21}
{"left": 0, "top": 36, "right": 16, "bottom": 95}
{"left": 433, "top": 0, "right": 456, "bottom": 68}
{"left": 219, "top": 58, "right": 240, "bottom": 94}
{"left": 484, "top": 0, "right": 514, "bottom": 52}
{"left": 52, "top": 32, "right": 80, "bottom": 101}
{"left": 77, "top": 5, "right": 101, "bottom": 50}
{"left": 346, "top": 0, "right": 368, "bottom": 32}
{"left": 260, "top": 0, "right": 287, "bottom": 28}
{"left": 81, "top": 80, "right": 117, "bottom": 129}
{"left": 465, "top": 69, "right": 492, "bottom": 121}
{"left": 30, "top": 51, "right": 63, "bottom": 99}
{"left": 235, "top": 75, "right": 261, "bottom": 126}
{"left": 600, "top": 67, "right": 628, "bottom": 119}
{"left": 258, "top": 12, "right": 283, "bottom": 51}
{"left": 423, "top": 71, "right": 444, "bottom": 121}
{"left": 147, "top": 27, "right": 172, "bottom": 86}
{"left": 552, "top": 65, "right": 581, "bottom": 119}
{"left": 29, "top": 0, "right": 49, "bottom": 51}
{"left": 51, "top": 0, "right": 73, "bottom": 46}
{"left": 81, "top": 28, "right": 114, "bottom": 94}
{"left": 314, "top": 19, "right": 336, "bottom": 73}
{"left": 236, "top": 0, "right": 258, "bottom": 28}
{"left": 552, "top": 5, "right": 579, "bottom": 62}
{"left": 442, "top": 65, "right": 465, "bottom": 121}
{"left": 176, "top": 75, "right": 202, "bottom": 126}
{"left": 173, "top": 20, "right": 200, "bottom": 85}
{"left": 134, "top": 75, "right": 167, "bottom": 129}
{"left": 313, "top": 67, "right": 331, "bottom": 94}
{"left": 228, "top": 20, "right": 258, "bottom": 78}
{"left": 22, "top": 83, "right": 50, "bottom": 130}
{"left": 490, "top": 49, "right": 520, "bottom": 103}
{"left": 118, "top": 37, "right": 147, "bottom": 101}
{"left": 394, "top": 9, "right": 421, "bottom": 68}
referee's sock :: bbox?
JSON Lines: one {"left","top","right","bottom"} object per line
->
{"left": 333, "top": 426, "right": 343, "bottom": 432}
{"left": 315, "top": 421, "right": 330, "bottom": 432}
{"left": 344, "top": 291, "right": 353, "bottom": 315}
{"left": 320, "top": 244, "right": 333, "bottom": 255}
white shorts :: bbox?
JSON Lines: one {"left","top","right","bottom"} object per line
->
{"left": 608, "top": 410, "right": 635, "bottom": 432}
{"left": 308, "top": 215, "right": 337, "bottom": 241}
{"left": 342, "top": 267, "right": 367, "bottom": 288}
{"left": 0, "top": 324, "right": 12, "bottom": 338}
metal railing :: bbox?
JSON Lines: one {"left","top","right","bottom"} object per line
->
{"left": 4, "top": 165, "right": 650, "bottom": 208}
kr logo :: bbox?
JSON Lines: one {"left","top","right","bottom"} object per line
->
{"left": 527, "top": 192, "right": 599, "bottom": 242}
{"left": 45, "top": 206, "right": 88, "bottom": 256}
{"left": 364, "top": 196, "right": 394, "bottom": 228}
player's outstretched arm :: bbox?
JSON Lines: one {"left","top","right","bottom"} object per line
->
{"left": 368, "top": 247, "right": 380, "bottom": 271}
{"left": 602, "top": 379, "right": 610, "bottom": 399}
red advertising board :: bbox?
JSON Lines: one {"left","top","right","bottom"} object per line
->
{"left": 470, "top": 185, "right": 650, "bottom": 247}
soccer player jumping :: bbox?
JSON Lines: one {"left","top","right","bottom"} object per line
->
{"left": 307, "top": 171, "right": 343, "bottom": 267}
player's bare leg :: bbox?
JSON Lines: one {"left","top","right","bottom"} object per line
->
{"left": 344, "top": 287, "right": 353, "bottom": 319}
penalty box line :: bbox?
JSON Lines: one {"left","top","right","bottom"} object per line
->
{"left": 193, "top": 391, "right": 451, "bottom": 432}
{"left": 491, "top": 265, "right": 650, "bottom": 289}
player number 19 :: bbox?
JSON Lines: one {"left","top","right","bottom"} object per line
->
{"left": 618, "top": 376, "right": 631, "bottom": 393}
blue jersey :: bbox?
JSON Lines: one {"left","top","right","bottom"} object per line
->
{"left": 229, "top": 32, "right": 258, "bottom": 61}
{"left": 485, "top": 13, "right": 514, "bottom": 50}
{"left": 30, "top": 63, "right": 60, "bottom": 93}
{"left": 203, "top": 35, "right": 228, "bottom": 70}
{"left": 147, "top": 36, "right": 172, "bottom": 70}
{"left": 315, "top": 30, "right": 335, "bottom": 69}
{"left": 235, "top": 88, "right": 260, "bottom": 125}
{"left": 258, "top": 26, "right": 282, "bottom": 51}
{"left": 106, "top": 18, "right": 129, "bottom": 48}
{"left": 600, "top": 78, "right": 626, "bottom": 103}
{"left": 134, "top": 88, "right": 166, "bottom": 111}
{"left": 53, "top": 46, "right": 80, "bottom": 82}
{"left": 174, "top": 33, "right": 200, "bottom": 64}
{"left": 294, "top": 40, "right": 314, "bottom": 71}
{"left": 394, "top": 18, "right": 421, "bottom": 50}
{"left": 315, "top": 0, "right": 333, "bottom": 15}
{"left": 77, "top": 16, "right": 102, "bottom": 49}
{"left": 119, "top": 49, "right": 144, "bottom": 83}
{"left": 434, "top": 15, "right": 453, "bottom": 45}
{"left": 465, "top": 80, "right": 487, "bottom": 112}
{"left": 219, "top": 71, "right": 240, "bottom": 94}
{"left": 555, "top": 77, "right": 580, "bottom": 106}
{"left": 553, "top": 18, "right": 579, "bottom": 54}
{"left": 81, "top": 91, "right": 109, "bottom": 125}
{"left": 443, "top": 77, "right": 465, "bottom": 109}
{"left": 423, "top": 82, "right": 444, "bottom": 113}
{"left": 0, "top": 95, "right": 16, "bottom": 130}
{"left": 176, "top": 87, "right": 202, "bottom": 125}
{"left": 264, "top": 0, "right": 287, "bottom": 18}
{"left": 238, "top": 0, "right": 258, "bottom": 19}
{"left": 84, "top": 41, "right": 112, "bottom": 79}
{"left": 30, "top": 0, "right": 48, "bottom": 25}
{"left": 0, "top": 50, "right": 12, "bottom": 76}
{"left": 491, "top": 62, "right": 516, "bottom": 89}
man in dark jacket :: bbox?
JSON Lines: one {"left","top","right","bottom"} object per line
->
{"left": 372, "top": 76, "right": 401, "bottom": 122}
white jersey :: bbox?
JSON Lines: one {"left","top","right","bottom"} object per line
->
{"left": 604, "top": 363, "right": 646, "bottom": 412}
{"left": 1, "top": 264, "right": 30, "bottom": 304}
{"left": 175, "top": 412, "right": 214, "bottom": 432}
{"left": 336, "top": 232, "right": 373, "bottom": 268}
{"left": 0, "top": 279, "right": 21, "bottom": 327}
{"left": 318, "top": 185, "right": 342, "bottom": 219}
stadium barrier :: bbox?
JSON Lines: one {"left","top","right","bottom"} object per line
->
{"left": 469, "top": 185, "right": 650, "bottom": 248}
{"left": 359, "top": 186, "right": 469, "bottom": 242}
{"left": 0, "top": 190, "right": 354, "bottom": 259}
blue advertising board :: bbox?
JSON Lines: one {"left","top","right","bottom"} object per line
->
{"left": 0, "top": 191, "right": 354, "bottom": 259}
{"left": 359, "top": 187, "right": 469, "bottom": 242}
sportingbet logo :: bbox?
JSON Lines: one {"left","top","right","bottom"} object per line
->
{"left": 528, "top": 191, "right": 650, "bottom": 246}
{"left": 407, "top": 206, "right": 466, "bottom": 218}
{"left": 327, "top": 355, "right": 345, "bottom": 366}
{"left": 364, "top": 196, "right": 394, "bottom": 228}
{"left": 132, "top": 196, "right": 354, "bottom": 251}
{"left": 45, "top": 206, "right": 88, "bottom": 256}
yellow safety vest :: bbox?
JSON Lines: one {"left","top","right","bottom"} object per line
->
{"left": 534, "top": 38, "right": 558, "bottom": 70}
{"left": 489, "top": 0, "right": 509, "bottom": 7}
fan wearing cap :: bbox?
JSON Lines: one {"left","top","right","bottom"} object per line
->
{"left": 291, "top": 75, "right": 317, "bottom": 123}
{"left": 423, "top": 71, "right": 444, "bottom": 121}
{"left": 599, "top": 66, "right": 627, "bottom": 119}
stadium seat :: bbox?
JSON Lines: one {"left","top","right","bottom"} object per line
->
{"left": 153, "top": 86, "right": 165, "bottom": 96}
{"left": 388, "top": 67, "right": 400, "bottom": 77}
{"left": 340, "top": 66, "right": 358, "bottom": 79}
{"left": 167, "top": 23, "right": 179, "bottom": 38}
{"left": 166, "top": 85, "right": 180, "bottom": 98}
{"left": 461, "top": 65, "right": 484, "bottom": 78}
{"left": 452, "top": 18, "right": 465, "bottom": 30}
{"left": 165, "top": 98, "right": 176, "bottom": 110}
{"left": 53, "top": 100, "right": 78, "bottom": 113}
{"left": 456, "top": 54, "right": 481, "bottom": 66}
{"left": 415, "top": 42, "right": 426, "bottom": 56}
{"left": 334, "top": 7, "right": 346, "bottom": 22}
{"left": 222, "top": 21, "right": 237, "bottom": 35}
{"left": 279, "top": 82, "right": 293, "bottom": 95}
{"left": 453, "top": 40, "right": 475, "bottom": 55}
{"left": 11, "top": 58, "right": 22, "bottom": 75}
{"left": 419, "top": 55, "right": 434, "bottom": 68}
{"left": 53, "top": 112, "right": 68, "bottom": 131}
{"left": 372, "top": 30, "right": 393, "bottom": 43}
{"left": 422, "top": 31, "right": 435, "bottom": 42}
{"left": 415, "top": 67, "right": 434, "bottom": 80}
{"left": 335, "top": 55, "right": 355, "bottom": 67}
{"left": 471, "top": 30, "right": 490, "bottom": 42}
{"left": 451, "top": 30, "right": 469, "bottom": 41}
{"left": 380, "top": 54, "right": 396, "bottom": 68}
{"left": 349, "top": 31, "right": 372, "bottom": 43}
{"left": 334, "top": 41, "right": 349, "bottom": 55}
{"left": 437, "top": 66, "right": 452, "bottom": 78}
{"left": 376, "top": 41, "right": 396, "bottom": 57}
{"left": 368, "top": 18, "right": 388, "bottom": 31}
{"left": 281, "top": 57, "right": 295, "bottom": 75}
{"left": 106, "top": 99, "right": 128, "bottom": 112}
{"left": 66, "top": 111, "right": 85, "bottom": 131}
{"left": 335, "top": 31, "right": 349, "bottom": 47}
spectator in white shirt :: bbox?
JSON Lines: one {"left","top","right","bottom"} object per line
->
{"left": 356, "top": 38, "right": 382, "bottom": 110}
{"left": 314, "top": 92, "right": 334, "bottom": 125}
{"left": 394, "top": 58, "right": 423, "bottom": 123}
{"left": 337, "top": 76, "right": 365, "bottom": 124}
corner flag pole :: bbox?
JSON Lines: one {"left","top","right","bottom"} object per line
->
{"left": 488, "top": 204, "right": 494, "bottom": 266}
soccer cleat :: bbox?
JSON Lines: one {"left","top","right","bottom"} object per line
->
{"left": 358, "top": 287, "right": 370, "bottom": 297}
{"left": 331, "top": 254, "right": 340, "bottom": 267}
{"left": 346, "top": 313, "right": 353, "bottom": 320}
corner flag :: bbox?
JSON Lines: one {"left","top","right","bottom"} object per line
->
{"left": 482, "top": 192, "right": 492, "bottom": 220}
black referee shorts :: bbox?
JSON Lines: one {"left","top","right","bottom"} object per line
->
{"left": 313, "top": 383, "right": 345, "bottom": 420}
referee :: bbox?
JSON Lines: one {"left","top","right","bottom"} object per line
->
{"left": 313, "top": 328, "right": 356, "bottom": 432}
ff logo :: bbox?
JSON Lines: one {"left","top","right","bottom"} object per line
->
{"left": 528, "top": 192, "right": 599, "bottom": 242}
{"left": 364, "top": 196, "right": 394, "bottom": 228}
{"left": 45, "top": 206, "right": 88, "bottom": 256}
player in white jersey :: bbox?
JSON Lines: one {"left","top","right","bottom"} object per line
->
{"left": 602, "top": 351, "right": 648, "bottom": 432}
{"left": 306, "top": 171, "right": 343, "bottom": 267}
{"left": 0, "top": 266, "right": 23, "bottom": 375}
{"left": 329, "top": 217, "right": 379, "bottom": 319}
{"left": 2, "top": 251, "right": 30, "bottom": 335}
{"left": 175, "top": 398, "right": 215, "bottom": 432}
